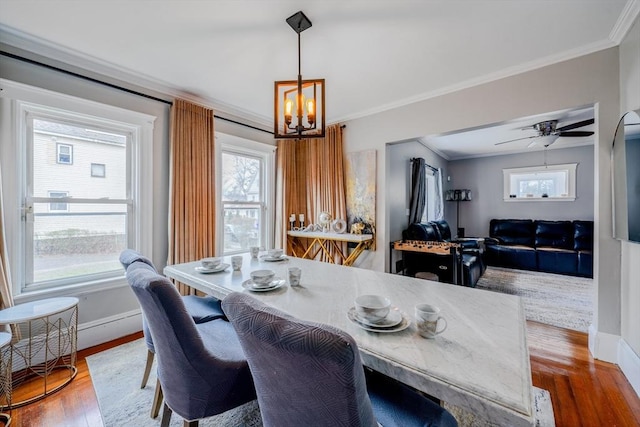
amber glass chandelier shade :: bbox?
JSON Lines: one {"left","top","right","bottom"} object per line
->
{"left": 274, "top": 78, "right": 325, "bottom": 138}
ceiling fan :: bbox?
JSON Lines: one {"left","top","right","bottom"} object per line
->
{"left": 495, "top": 118, "right": 594, "bottom": 147}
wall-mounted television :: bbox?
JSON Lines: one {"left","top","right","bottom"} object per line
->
{"left": 612, "top": 110, "right": 640, "bottom": 243}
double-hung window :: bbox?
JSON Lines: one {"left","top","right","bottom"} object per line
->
{"left": 218, "top": 134, "right": 275, "bottom": 255}
{"left": 1, "top": 79, "right": 155, "bottom": 295}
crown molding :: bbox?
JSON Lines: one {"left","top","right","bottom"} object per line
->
{"left": 335, "top": 38, "right": 618, "bottom": 124}
{"left": 610, "top": 0, "right": 640, "bottom": 44}
{"left": 0, "top": 24, "right": 272, "bottom": 130}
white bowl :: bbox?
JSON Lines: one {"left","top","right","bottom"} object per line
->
{"left": 355, "top": 294, "right": 391, "bottom": 323}
{"left": 250, "top": 269, "right": 275, "bottom": 287}
{"left": 201, "top": 257, "right": 222, "bottom": 269}
{"left": 268, "top": 249, "right": 283, "bottom": 258}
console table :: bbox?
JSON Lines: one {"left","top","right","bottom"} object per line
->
{"left": 287, "top": 231, "right": 373, "bottom": 266}
{"left": 0, "top": 297, "right": 78, "bottom": 408}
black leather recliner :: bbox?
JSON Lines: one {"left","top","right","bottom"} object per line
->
{"left": 402, "top": 220, "right": 486, "bottom": 287}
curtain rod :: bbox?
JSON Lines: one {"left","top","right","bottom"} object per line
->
{"left": 410, "top": 157, "right": 438, "bottom": 172}
{"left": 1, "top": 50, "right": 274, "bottom": 135}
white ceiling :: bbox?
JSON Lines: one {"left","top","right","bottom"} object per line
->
{"left": 0, "top": 0, "right": 636, "bottom": 157}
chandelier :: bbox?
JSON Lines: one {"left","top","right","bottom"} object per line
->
{"left": 274, "top": 11, "right": 325, "bottom": 139}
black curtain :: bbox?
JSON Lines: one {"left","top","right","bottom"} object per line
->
{"left": 408, "top": 158, "right": 426, "bottom": 225}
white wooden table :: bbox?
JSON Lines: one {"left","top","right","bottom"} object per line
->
{"left": 164, "top": 253, "right": 534, "bottom": 426}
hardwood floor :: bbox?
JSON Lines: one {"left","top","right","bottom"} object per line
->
{"left": 3, "top": 323, "right": 639, "bottom": 427}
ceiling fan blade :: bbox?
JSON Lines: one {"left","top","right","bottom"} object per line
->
{"left": 556, "top": 118, "right": 594, "bottom": 132}
{"left": 556, "top": 131, "right": 594, "bottom": 137}
{"left": 494, "top": 135, "right": 539, "bottom": 146}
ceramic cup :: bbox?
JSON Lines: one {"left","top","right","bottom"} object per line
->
{"left": 355, "top": 294, "right": 391, "bottom": 323}
{"left": 250, "top": 246, "right": 260, "bottom": 259}
{"left": 201, "top": 257, "right": 222, "bottom": 269}
{"left": 268, "top": 248, "right": 283, "bottom": 258}
{"left": 415, "top": 304, "right": 447, "bottom": 339}
{"left": 231, "top": 255, "right": 243, "bottom": 271}
{"left": 288, "top": 267, "right": 302, "bottom": 287}
{"left": 250, "top": 269, "right": 275, "bottom": 287}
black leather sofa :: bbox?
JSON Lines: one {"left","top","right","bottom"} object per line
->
{"left": 485, "top": 219, "right": 593, "bottom": 278}
{"left": 402, "top": 220, "right": 486, "bottom": 287}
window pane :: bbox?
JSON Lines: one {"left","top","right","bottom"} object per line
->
{"left": 221, "top": 153, "right": 261, "bottom": 202}
{"left": 91, "top": 163, "right": 106, "bottom": 177}
{"left": 222, "top": 205, "right": 260, "bottom": 253}
{"left": 34, "top": 119, "right": 127, "bottom": 199}
{"left": 32, "top": 203, "right": 127, "bottom": 284}
{"left": 48, "top": 191, "right": 69, "bottom": 212}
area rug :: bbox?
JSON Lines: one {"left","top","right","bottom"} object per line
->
{"left": 87, "top": 339, "right": 554, "bottom": 426}
{"left": 476, "top": 266, "right": 593, "bottom": 332}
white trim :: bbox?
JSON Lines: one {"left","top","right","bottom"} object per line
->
{"left": 618, "top": 339, "right": 640, "bottom": 398}
{"left": 502, "top": 163, "right": 577, "bottom": 201}
{"left": 588, "top": 324, "right": 620, "bottom": 363}
{"left": 77, "top": 308, "right": 142, "bottom": 350}
{"left": 609, "top": 0, "right": 640, "bottom": 44}
{"left": 335, "top": 39, "right": 617, "bottom": 123}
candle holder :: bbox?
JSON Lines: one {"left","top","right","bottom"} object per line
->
{"left": 299, "top": 220, "right": 305, "bottom": 229}
{"left": 290, "top": 220, "right": 295, "bottom": 230}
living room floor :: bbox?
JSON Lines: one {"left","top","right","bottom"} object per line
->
{"left": 3, "top": 323, "right": 640, "bottom": 427}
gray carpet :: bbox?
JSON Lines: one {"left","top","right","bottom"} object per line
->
{"left": 476, "top": 267, "right": 593, "bottom": 332}
{"left": 87, "top": 338, "right": 554, "bottom": 426}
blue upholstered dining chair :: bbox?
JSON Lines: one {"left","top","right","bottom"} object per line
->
{"left": 126, "top": 261, "right": 256, "bottom": 427}
{"left": 222, "top": 292, "right": 458, "bottom": 427}
{"left": 119, "top": 249, "right": 227, "bottom": 418}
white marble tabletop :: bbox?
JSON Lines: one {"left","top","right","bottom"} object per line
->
{"left": 0, "top": 297, "right": 79, "bottom": 324}
{"left": 287, "top": 230, "right": 373, "bottom": 242}
{"left": 164, "top": 253, "right": 533, "bottom": 426}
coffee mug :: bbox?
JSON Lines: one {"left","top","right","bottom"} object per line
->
{"left": 250, "top": 246, "right": 260, "bottom": 259}
{"left": 288, "top": 267, "right": 301, "bottom": 287}
{"left": 415, "top": 304, "right": 447, "bottom": 338}
{"left": 231, "top": 255, "right": 243, "bottom": 271}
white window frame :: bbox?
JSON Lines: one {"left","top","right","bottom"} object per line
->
{"left": 56, "top": 143, "right": 73, "bottom": 164}
{"left": 215, "top": 132, "right": 276, "bottom": 255}
{"left": 47, "top": 191, "right": 69, "bottom": 212}
{"left": 0, "top": 79, "right": 155, "bottom": 298}
{"left": 91, "top": 162, "right": 106, "bottom": 177}
{"left": 503, "top": 163, "right": 577, "bottom": 201}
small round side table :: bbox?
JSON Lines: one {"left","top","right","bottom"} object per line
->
{"left": 0, "top": 297, "right": 78, "bottom": 409}
{"left": 0, "top": 331, "right": 11, "bottom": 426}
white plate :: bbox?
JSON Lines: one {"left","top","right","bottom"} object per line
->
{"left": 260, "top": 255, "right": 288, "bottom": 262}
{"left": 347, "top": 308, "right": 410, "bottom": 333}
{"left": 195, "top": 263, "right": 230, "bottom": 273}
{"left": 348, "top": 306, "right": 403, "bottom": 328}
{"left": 242, "top": 278, "right": 286, "bottom": 292}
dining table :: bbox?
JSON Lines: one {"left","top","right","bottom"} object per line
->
{"left": 163, "top": 252, "right": 535, "bottom": 426}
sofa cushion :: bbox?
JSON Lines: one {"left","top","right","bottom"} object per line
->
{"left": 534, "top": 220, "right": 573, "bottom": 249}
{"left": 485, "top": 244, "right": 537, "bottom": 270}
{"left": 536, "top": 247, "right": 578, "bottom": 275}
{"left": 490, "top": 219, "right": 535, "bottom": 246}
{"left": 573, "top": 221, "right": 594, "bottom": 251}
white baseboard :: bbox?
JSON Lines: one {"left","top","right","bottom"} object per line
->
{"left": 77, "top": 309, "right": 142, "bottom": 350}
{"left": 618, "top": 339, "right": 640, "bottom": 398}
{"left": 588, "top": 324, "right": 620, "bottom": 363}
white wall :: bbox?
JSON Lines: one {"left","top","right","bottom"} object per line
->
{"left": 448, "top": 145, "right": 594, "bottom": 237}
{"left": 343, "top": 47, "right": 621, "bottom": 356}
{"left": 618, "top": 12, "right": 640, "bottom": 396}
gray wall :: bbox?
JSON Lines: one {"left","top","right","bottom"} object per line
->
{"left": 448, "top": 145, "right": 594, "bottom": 237}
{"left": 386, "top": 140, "right": 449, "bottom": 272}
